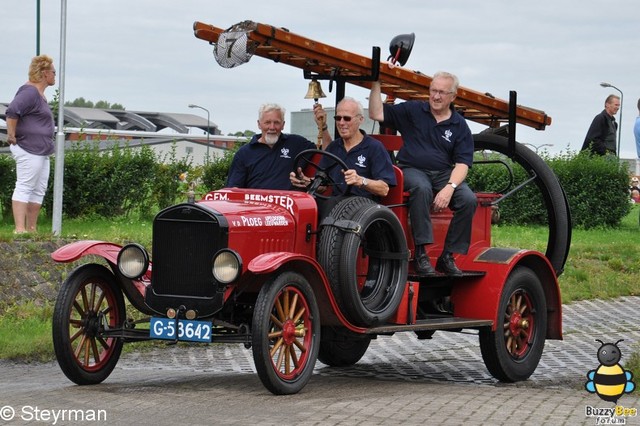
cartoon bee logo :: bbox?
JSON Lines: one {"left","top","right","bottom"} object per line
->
{"left": 585, "top": 339, "right": 636, "bottom": 403}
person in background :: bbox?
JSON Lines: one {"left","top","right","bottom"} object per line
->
{"left": 368, "top": 71, "right": 476, "bottom": 277}
{"left": 5, "top": 54, "right": 56, "bottom": 234}
{"left": 634, "top": 98, "right": 640, "bottom": 160}
{"left": 630, "top": 176, "right": 640, "bottom": 203}
{"left": 225, "top": 103, "right": 331, "bottom": 190}
{"left": 290, "top": 97, "right": 396, "bottom": 216}
{"left": 581, "top": 95, "right": 620, "bottom": 156}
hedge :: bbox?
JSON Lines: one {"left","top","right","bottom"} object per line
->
{"left": 0, "top": 141, "right": 632, "bottom": 228}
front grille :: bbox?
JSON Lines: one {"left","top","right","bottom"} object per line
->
{"left": 150, "top": 204, "right": 228, "bottom": 298}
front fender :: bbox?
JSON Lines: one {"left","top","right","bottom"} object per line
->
{"left": 248, "top": 252, "right": 367, "bottom": 333}
{"left": 51, "top": 240, "right": 123, "bottom": 264}
{"left": 52, "top": 240, "right": 153, "bottom": 315}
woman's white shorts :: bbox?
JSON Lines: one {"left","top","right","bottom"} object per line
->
{"left": 10, "top": 144, "right": 50, "bottom": 204}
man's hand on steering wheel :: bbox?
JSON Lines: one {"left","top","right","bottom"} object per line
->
{"left": 292, "top": 149, "right": 352, "bottom": 200}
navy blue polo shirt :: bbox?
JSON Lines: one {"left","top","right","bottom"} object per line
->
{"left": 383, "top": 101, "right": 474, "bottom": 170}
{"left": 226, "top": 133, "right": 316, "bottom": 189}
{"left": 321, "top": 132, "right": 397, "bottom": 200}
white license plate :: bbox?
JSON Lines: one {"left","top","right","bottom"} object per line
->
{"left": 150, "top": 317, "right": 212, "bottom": 343}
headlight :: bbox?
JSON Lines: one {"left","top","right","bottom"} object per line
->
{"left": 212, "top": 249, "right": 241, "bottom": 284}
{"left": 117, "top": 243, "right": 149, "bottom": 279}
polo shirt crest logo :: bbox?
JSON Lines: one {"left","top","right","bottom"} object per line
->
{"left": 442, "top": 129, "right": 453, "bottom": 143}
{"left": 280, "top": 148, "right": 291, "bottom": 158}
{"left": 356, "top": 154, "right": 367, "bottom": 168}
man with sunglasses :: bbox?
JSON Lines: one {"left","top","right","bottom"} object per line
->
{"left": 290, "top": 97, "right": 396, "bottom": 215}
{"left": 368, "top": 71, "right": 476, "bottom": 277}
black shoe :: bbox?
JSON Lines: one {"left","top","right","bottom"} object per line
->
{"left": 436, "top": 253, "right": 463, "bottom": 277}
{"left": 415, "top": 254, "right": 436, "bottom": 276}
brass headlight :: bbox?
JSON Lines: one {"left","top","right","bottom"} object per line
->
{"left": 117, "top": 243, "right": 149, "bottom": 279}
{"left": 212, "top": 249, "right": 241, "bottom": 284}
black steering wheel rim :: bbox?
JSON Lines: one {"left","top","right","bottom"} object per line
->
{"left": 292, "top": 149, "right": 352, "bottom": 200}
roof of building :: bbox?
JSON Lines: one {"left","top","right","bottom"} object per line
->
{"left": 0, "top": 103, "right": 219, "bottom": 134}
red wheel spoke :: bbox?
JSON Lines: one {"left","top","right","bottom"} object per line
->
{"left": 95, "top": 290, "right": 106, "bottom": 312}
{"left": 72, "top": 300, "right": 85, "bottom": 318}
{"left": 268, "top": 329, "right": 283, "bottom": 339}
{"left": 80, "top": 287, "right": 89, "bottom": 313}
{"left": 90, "top": 338, "right": 101, "bottom": 365}
{"left": 282, "top": 290, "right": 290, "bottom": 318}
{"left": 96, "top": 336, "right": 110, "bottom": 351}
{"left": 284, "top": 346, "right": 291, "bottom": 374}
{"left": 292, "top": 306, "right": 306, "bottom": 323}
{"left": 270, "top": 313, "right": 283, "bottom": 328}
{"left": 88, "top": 283, "right": 97, "bottom": 311}
{"left": 270, "top": 337, "right": 284, "bottom": 357}
{"left": 275, "top": 297, "right": 285, "bottom": 322}
{"left": 289, "top": 293, "right": 298, "bottom": 320}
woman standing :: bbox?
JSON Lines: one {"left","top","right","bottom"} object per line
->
{"left": 6, "top": 55, "right": 56, "bottom": 234}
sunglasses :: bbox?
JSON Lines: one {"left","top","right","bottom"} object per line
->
{"left": 333, "top": 115, "right": 361, "bottom": 122}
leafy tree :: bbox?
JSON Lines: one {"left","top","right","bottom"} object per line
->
{"left": 64, "top": 98, "right": 125, "bottom": 110}
{"left": 228, "top": 130, "right": 255, "bottom": 138}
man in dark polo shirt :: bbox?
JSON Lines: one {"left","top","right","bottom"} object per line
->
{"left": 580, "top": 94, "right": 620, "bottom": 156}
{"left": 369, "top": 71, "right": 476, "bottom": 277}
{"left": 290, "top": 97, "right": 396, "bottom": 216}
{"left": 225, "top": 103, "right": 332, "bottom": 189}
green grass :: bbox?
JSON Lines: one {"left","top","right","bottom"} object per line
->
{"left": 0, "top": 301, "right": 55, "bottom": 361}
{"left": 0, "top": 214, "right": 153, "bottom": 246}
{"left": 493, "top": 204, "right": 640, "bottom": 303}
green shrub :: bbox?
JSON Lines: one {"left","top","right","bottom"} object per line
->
{"left": 0, "top": 139, "right": 632, "bottom": 227}
{"left": 468, "top": 148, "right": 631, "bottom": 229}
{"left": 150, "top": 144, "right": 194, "bottom": 210}
{"left": 42, "top": 141, "right": 158, "bottom": 218}
{"left": 550, "top": 150, "right": 631, "bottom": 228}
{"left": 202, "top": 142, "right": 242, "bottom": 191}
{"left": 0, "top": 155, "right": 16, "bottom": 219}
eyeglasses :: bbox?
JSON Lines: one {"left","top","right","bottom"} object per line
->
{"left": 333, "top": 114, "right": 361, "bottom": 122}
{"left": 429, "top": 89, "right": 453, "bottom": 96}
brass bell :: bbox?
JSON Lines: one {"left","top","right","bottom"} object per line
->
{"left": 304, "top": 79, "right": 326, "bottom": 101}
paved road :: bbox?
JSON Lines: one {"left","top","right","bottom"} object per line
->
{"left": 1, "top": 297, "right": 639, "bottom": 425}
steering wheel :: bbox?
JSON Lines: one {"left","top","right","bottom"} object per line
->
{"left": 292, "top": 149, "right": 352, "bottom": 200}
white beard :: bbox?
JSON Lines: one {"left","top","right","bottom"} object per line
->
{"left": 264, "top": 133, "right": 278, "bottom": 146}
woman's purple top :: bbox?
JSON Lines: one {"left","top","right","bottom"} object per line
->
{"left": 6, "top": 84, "right": 55, "bottom": 156}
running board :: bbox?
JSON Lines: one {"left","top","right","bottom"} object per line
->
{"left": 407, "top": 270, "right": 486, "bottom": 281}
{"left": 366, "top": 317, "right": 493, "bottom": 335}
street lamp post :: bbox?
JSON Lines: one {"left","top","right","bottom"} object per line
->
{"left": 600, "top": 82, "right": 623, "bottom": 157}
{"left": 188, "top": 104, "right": 210, "bottom": 163}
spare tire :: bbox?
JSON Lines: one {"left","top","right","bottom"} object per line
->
{"left": 319, "top": 198, "right": 408, "bottom": 326}
{"left": 473, "top": 133, "right": 571, "bottom": 276}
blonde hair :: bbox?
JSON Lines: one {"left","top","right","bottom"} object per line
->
{"left": 28, "top": 55, "right": 54, "bottom": 83}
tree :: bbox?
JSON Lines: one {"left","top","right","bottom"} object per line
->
{"left": 228, "top": 130, "right": 256, "bottom": 137}
{"left": 65, "top": 98, "right": 125, "bottom": 110}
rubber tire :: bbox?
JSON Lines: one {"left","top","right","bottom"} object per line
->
{"left": 252, "top": 271, "right": 320, "bottom": 395}
{"left": 52, "top": 264, "right": 125, "bottom": 385}
{"left": 318, "top": 327, "right": 371, "bottom": 367}
{"left": 322, "top": 201, "right": 408, "bottom": 326}
{"left": 318, "top": 196, "right": 376, "bottom": 310}
{"left": 474, "top": 133, "right": 571, "bottom": 276}
{"left": 479, "top": 266, "right": 547, "bottom": 382}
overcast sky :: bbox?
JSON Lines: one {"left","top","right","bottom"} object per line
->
{"left": 3, "top": 1, "right": 639, "bottom": 158}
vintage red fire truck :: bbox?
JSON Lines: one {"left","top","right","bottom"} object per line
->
{"left": 50, "top": 21, "right": 571, "bottom": 395}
